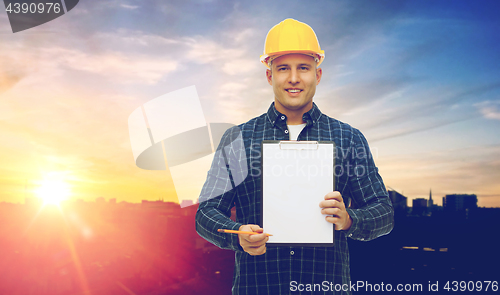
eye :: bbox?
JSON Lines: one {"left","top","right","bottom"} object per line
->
{"left": 277, "top": 67, "right": 287, "bottom": 71}
{"left": 299, "top": 66, "right": 309, "bottom": 71}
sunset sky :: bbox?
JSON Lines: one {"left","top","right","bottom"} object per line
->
{"left": 1, "top": 0, "right": 499, "bottom": 207}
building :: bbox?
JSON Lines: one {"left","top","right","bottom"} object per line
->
{"left": 388, "top": 189, "right": 407, "bottom": 216}
{"left": 443, "top": 194, "right": 477, "bottom": 211}
{"left": 426, "top": 189, "right": 442, "bottom": 215}
{"left": 412, "top": 198, "right": 428, "bottom": 216}
{"left": 180, "top": 199, "right": 194, "bottom": 208}
{"left": 141, "top": 199, "right": 179, "bottom": 211}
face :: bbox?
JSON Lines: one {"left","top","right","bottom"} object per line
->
{"left": 266, "top": 53, "right": 322, "bottom": 116}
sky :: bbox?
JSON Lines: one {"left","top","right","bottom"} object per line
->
{"left": 1, "top": 0, "right": 499, "bottom": 207}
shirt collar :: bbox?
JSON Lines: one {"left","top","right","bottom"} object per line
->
{"left": 266, "top": 102, "right": 323, "bottom": 127}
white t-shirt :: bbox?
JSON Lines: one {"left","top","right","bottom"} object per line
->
{"left": 287, "top": 123, "right": 307, "bottom": 140}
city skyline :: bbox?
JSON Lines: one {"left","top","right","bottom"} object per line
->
{"left": 1, "top": 198, "right": 498, "bottom": 294}
{"left": 14, "top": 190, "right": 491, "bottom": 214}
{"left": 1, "top": 0, "right": 499, "bottom": 207}
{"left": 9, "top": 176, "right": 498, "bottom": 209}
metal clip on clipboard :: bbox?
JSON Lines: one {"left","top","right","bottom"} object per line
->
{"left": 279, "top": 141, "right": 319, "bottom": 150}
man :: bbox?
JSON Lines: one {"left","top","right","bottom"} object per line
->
{"left": 196, "top": 19, "right": 394, "bottom": 294}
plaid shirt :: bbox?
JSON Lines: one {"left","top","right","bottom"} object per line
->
{"left": 196, "top": 102, "right": 394, "bottom": 295}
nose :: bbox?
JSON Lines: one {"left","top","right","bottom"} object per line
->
{"left": 288, "top": 68, "right": 300, "bottom": 85}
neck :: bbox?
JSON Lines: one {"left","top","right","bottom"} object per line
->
{"left": 274, "top": 101, "right": 312, "bottom": 125}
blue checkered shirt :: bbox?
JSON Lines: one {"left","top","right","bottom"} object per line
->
{"left": 196, "top": 102, "right": 394, "bottom": 295}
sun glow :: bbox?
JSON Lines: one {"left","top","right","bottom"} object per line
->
{"left": 35, "top": 179, "right": 71, "bottom": 206}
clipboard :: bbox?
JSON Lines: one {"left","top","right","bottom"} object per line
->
{"left": 261, "top": 140, "right": 336, "bottom": 247}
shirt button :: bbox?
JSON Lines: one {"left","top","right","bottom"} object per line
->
{"left": 284, "top": 130, "right": 289, "bottom": 134}
{"left": 272, "top": 121, "right": 275, "bottom": 124}
{"left": 348, "top": 234, "right": 353, "bottom": 237}
{"left": 281, "top": 116, "right": 285, "bottom": 120}
{"left": 290, "top": 251, "right": 294, "bottom": 255}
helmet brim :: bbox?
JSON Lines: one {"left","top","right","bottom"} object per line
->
{"left": 260, "top": 50, "right": 325, "bottom": 68}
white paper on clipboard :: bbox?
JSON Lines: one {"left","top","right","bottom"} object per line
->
{"left": 261, "top": 141, "right": 335, "bottom": 247}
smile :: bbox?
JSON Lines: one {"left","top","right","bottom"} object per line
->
{"left": 286, "top": 89, "right": 302, "bottom": 93}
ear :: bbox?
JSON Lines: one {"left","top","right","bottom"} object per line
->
{"left": 316, "top": 67, "right": 322, "bottom": 85}
{"left": 266, "top": 69, "right": 273, "bottom": 86}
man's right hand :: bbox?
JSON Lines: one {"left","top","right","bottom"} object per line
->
{"left": 238, "top": 224, "right": 268, "bottom": 256}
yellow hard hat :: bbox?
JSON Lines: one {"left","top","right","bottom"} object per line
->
{"left": 260, "top": 18, "right": 325, "bottom": 68}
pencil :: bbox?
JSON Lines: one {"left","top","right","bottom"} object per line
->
{"left": 218, "top": 229, "right": 273, "bottom": 236}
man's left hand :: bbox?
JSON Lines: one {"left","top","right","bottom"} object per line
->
{"left": 319, "top": 191, "right": 352, "bottom": 231}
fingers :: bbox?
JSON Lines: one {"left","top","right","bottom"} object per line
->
{"left": 322, "top": 206, "right": 353, "bottom": 231}
{"left": 319, "top": 199, "right": 343, "bottom": 209}
{"left": 238, "top": 224, "right": 268, "bottom": 255}
{"left": 322, "top": 206, "right": 345, "bottom": 229}
{"left": 245, "top": 242, "right": 267, "bottom": 256}
{"left": 243, "top": 234, "right": 268, "bottom": 251}
{"left": 319, "top": 191, "right": 344, "bottom": 209}
{"left": 247, "top": 224, "right": 263, "bottom": 232}
{"left": 324, "top": 191, "right": 342, "bottom": 202}
{"left": 326, "top": 214, "right": 353, "bottom": 231}
{"left": 239, "top": 224, "right": 267, "bottom": 241}
{"left": 239, "top": 224, "right": 263, "bottom": 233}
{"left": 319, "top": 192, "right": 352, "bottom": 231}
{"left": 320, "top": 207, "right": 341, "bottom": 216}
{"left": 248, "top": 227, "right": 265, "bottom": 239}
{"left": 325, "top": 216, "right": 343, "bottom": 230}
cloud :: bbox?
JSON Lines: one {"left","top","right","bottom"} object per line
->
{"left": 120, "top": 4, "right": 139, "bottom": 10}
{"left": 334, "top": 81, "right": 500, "bottom": 142}
{"left": 369, "top": 115, "right": 478, "bottom": 143}
{"left": 0, "top": 42, "right": 32, "bottom": 93}
{"left": 182, "top": 35, "right": 258, "bottom": 76}
{"left": 476, "top": 100, "right": 500, "bottom": 120}
{"left": 219, "top": 82, "right": 247, "bottom": 97}
{"left": 183, "top": 36, "right": 243, "bottom": 64}
{"left": 221, "top": 58, "right": 258, "bottom": 75}
{"left": 2, "top": 27, "right": 259, "bottom": 86}
{"left": 48, "top": 47, "right": 179, "bottom": 84}
{"left": 229, "top": 28, "right": 256, "bottom": 44}
{"left": 0, "top": 31, "right": 181, "bottom": 85}
{"left": 0, "top": 68, "right": 24, "bottom": 94}
{"left": 320, "top": 76, "right": 415, "bottom": 116}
